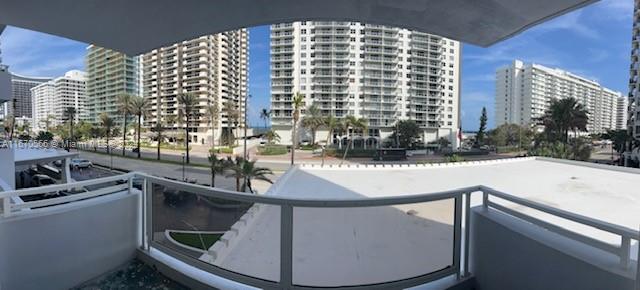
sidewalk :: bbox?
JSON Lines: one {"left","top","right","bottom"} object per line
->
{"left": 77, "top": 151, "right": 279, "bottom": 194}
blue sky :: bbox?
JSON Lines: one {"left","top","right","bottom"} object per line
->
{"left": 0, "top": 0, "right": 633, "bottom": 129}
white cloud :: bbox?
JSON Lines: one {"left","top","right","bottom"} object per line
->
{"left": 533, "top": 10, "right": 600, "bottom": 40}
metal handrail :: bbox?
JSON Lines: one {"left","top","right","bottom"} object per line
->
{"left": 1, "top": 171, "right": 638, "bottom": 288}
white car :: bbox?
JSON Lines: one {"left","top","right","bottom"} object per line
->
{"left": 70, "top": 159, "right": 93, "bottom": 170}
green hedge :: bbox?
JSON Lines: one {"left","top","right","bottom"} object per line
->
{"left": 210, "top": 147, "right": 235, "bottom": 154}
{"left": 326, "top": 148, "right": 377, "bottom": 158}
{"left": 258, "top": 145, "right": 288, "bottom": 155}
{"left": 495, "top": 146, "right": 524, "bottom": 153}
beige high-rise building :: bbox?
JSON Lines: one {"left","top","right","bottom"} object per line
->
{"left": 270, "top": 21, "right": 461, "bottom": 147}
{"left": 142, "top": 30, "right": 248, "bottom": 145}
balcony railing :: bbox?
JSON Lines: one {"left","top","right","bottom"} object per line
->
{"left": 0, "top": 166, "right": 638, "bottom": 289}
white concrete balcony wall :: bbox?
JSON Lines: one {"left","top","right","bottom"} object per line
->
{"left": 0, "top": 191, "right": 139, "bottom": 290}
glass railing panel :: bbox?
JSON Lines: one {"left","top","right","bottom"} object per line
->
{"left": 149, "top": 181, "right": 281, "bottom": 282}
{"left": 291, "top": 199, "right": 456, "bottom": 287}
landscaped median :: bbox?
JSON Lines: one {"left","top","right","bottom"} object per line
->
{"left": 165, "top": 230, "right": 224, "bottom": 253}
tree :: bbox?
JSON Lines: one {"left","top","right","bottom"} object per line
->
{"left": 538, "top": 97, "right": 588, "bottom": 144}
{"left": 321, "top": 115, "right": 341, "bottom": 166}
{"left": 178, "top": 93, "right": 199, "bottom": 164}
{"left": 341, "top": 115, "right": 367, "bottom": 163}
{"left": 117, "top": 94, "right": 134, "bottom": 156}
{"left": 238, "top": 159, "right": 273, "bottom": 193}
{"left": 76, "top": 121, "right": 93, "bottom": 141}
{"left": 437, "top": 137, "right": 451, "bottom": 149}
{"left": 100, "top": 113, "right": 115, "bottom": 154}
{"left": 207, "top": 153, "right": 226, "bottom": 187}
{"left": 477, "top": 107, "right": 487, "bottom": 146}
{"left": 260, "top": 108, "right": 271, "bottom": 129}
{"left": 602, "top": 129, "right": 629, "bottom": 158}
{"left": 225, "top": 156, "right": 273, "bottom": 193}
{"left": 224, "top": 100, "right": 240, "bottom": 146}
{"left": 2, "top": 115, "right": 15, "bottom": 140}
{"left": 264, "top": 129, "right": 280, "bottom": 144}
{"left": 301, "top": 103, "right": 323, "bottom": 146}
{"left": 89, "top": 126, "right": 102, "bottom": 151}
{"left": 205, "top": 102, "right": 220, "bottom": 152}
{"left": 392, "top": 120, "right": 421, "bottom": 148}
{"left": 63, "top": 107, "right": 76, "bottom": 151}
{"left": 41, "top": 115, "right": 55, "bottom": 132}
{"left": 487, "top": 123, "right": 535, "bottom": 149}
{"left": 130, "top": 96, "right": 150, "bottom": 158}
{"left": 154, "top": 119, "right": 166, "bottom": 160}
{"left": 290, "top": 92, "right": 305, "bottom": 165}
{"left": 35, "top": 131, "right": 54, "bottom": 142}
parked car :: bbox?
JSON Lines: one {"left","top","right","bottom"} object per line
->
{"left": 70, "top": 159, "right": 93, "bottom": 170}
{"left": 131, "top": 148, "right": 139, "bottom": 153}
{"left": 30, "top": 174, "right": 56, "bottom": 187}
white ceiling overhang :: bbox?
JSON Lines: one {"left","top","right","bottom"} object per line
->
{"left": 0, "top": 0, "right": 597, "bottom": 55}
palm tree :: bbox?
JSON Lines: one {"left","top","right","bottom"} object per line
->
{"left": 224, "top": 100, "right": 240, "bottom": 146}
{"left": 130, "top": 96, "right": 150, "bottom": 158}
{"left": 117, "top": 94, "right": 134, "bottom": 156}
{"left": 225, "top": 156, "right": 273, "bottom": 193}
{"left": 259, "top": 108, "right": 271, "bottom": 129}
{"left": 239, "top": 159, "right": 273, "bottom": 193}
{"left": 64, "top": 107, "right": 76, "bottom": 151}
{"left": 207, "top": 153, "right": 226, "bottom": 187}
{"left": 225, "top": 156, "right": 245, "bottom": 191}
{"left": 205, "top": 102, "right": 220, "bottom": 152}
{"left": 341, "top": 116, "right": 367, "bottom": 164}
{"left": 99, "top": 113, "right": 115, "bottom": 154}
{"left": 321, "top": 115, "right": 341, "bottom": 166}
{"left": 264, "top": 129, "right": 280, "bottom": 144}
{"left": 301, "top": 103, "right": 323, "bottom": 146}
{"left": 3, "top": 115, "right": 15, "bottom": 140}
{"left": 178, "top": 92, "right": 199, "bottom": 164}
{"left": 538, "top": 97, "right": 589, "bottom": 144}
{"left": 154, "top": 119, "right": 166, "bottom": 160}
{"left": 43, "top": 114, "right": 55, "bottom": 132}
{"left": 290, "top": 92, "right": 305, "bottom": 165}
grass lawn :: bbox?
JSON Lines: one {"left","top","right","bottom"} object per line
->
{"left": 258, "top": 145, "right": 288, "bottom": 155}
{"left": 169, "top": 232, "right": 222, "bottom": 250}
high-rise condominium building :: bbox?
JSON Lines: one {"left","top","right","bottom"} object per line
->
{"left": 0, "top": 74, "right": 51, "bottom": 120}
{"left": 0, "top": 39, "right": 10, "bottom": 105}
{"left": 628, "top": 1, "right": 640, "bottom": 141}
{"left": 85, "top": 45, "right": 140, "bottom": 124}
{"left": 142, "top": 30, "right": 248, "bottom": 145}
{"left": 31, "top": 70, "right": 87, "bottom": 130}
{"left": 496, "top": 60, "right": 624, "bottom": 134}
{"left": 616, "top": 96, "right": 629, "bottom": 131}
{"left": 270, "top": 21, "right": 461, "bottom": 146}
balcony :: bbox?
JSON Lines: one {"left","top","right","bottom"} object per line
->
{"left": 0, "top": 157, "right": 638, "bottom": 290}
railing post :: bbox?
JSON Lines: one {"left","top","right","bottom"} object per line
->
{"left": 482, "top": 190, "right": 488, "bottom": 208}
{"left": 621, "top": 236, "right": 631, "bottom": 269}
{"left": 453, "top": 195, "right": 462, "bottom": 279}
{"left": 636, "top": 226, "right": 640, "bottom": 290}
{"left": 464, "top": 192, "right": 471, "bottom": 277}
{"left": 144, "top": 178, "right": 153, "bottom": 251}
{"left": 2, "top": 196, "right": 10, "bottom": 218}
{"left": 280, "top": 205, "right": 294, "bottom": 288}
{"left": 127, "top": 175, "right": 133, "bottom": 194}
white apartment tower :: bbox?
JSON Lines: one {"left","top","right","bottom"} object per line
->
{"left": 270, "top": 21, "right": 461, "bottom": 146}
{"left": 628, "top": 0, "right": 640, "bottom": 141}
{"left": 496, "top": 60, "right": 624, "bottom": 134}
{"left": 31, "top": 70, "right": 87, "bottom": 130}
{"left": 143, "top": 30, "right": 248, "bottom": 145}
